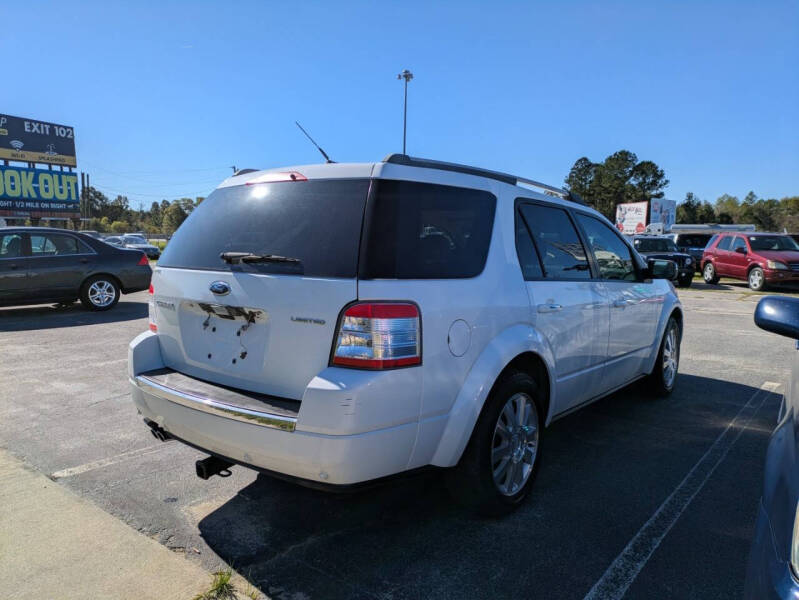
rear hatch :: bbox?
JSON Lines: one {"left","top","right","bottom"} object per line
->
{"left": 151, "top": 174, "right": 371, "bottom": 399}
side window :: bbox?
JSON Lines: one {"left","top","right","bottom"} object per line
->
{"left": 514, "top": 208, "right": 543, "bottom": 279}
{"left": 731, "top": 236, "right": 747, "bottom": 252}
{"left": 30, "top": 234, "right": 81, "bottom": 256}
{"left": 0, "top": 233, "right": 24, "bottom": 258}
{"left": 575, "top": 214, "right": 637, "bottom": 281}
{"left": 519, "top": 204, "right": 590, "bottom": 279}
{"left": 716, "top": 236, "right": 732, "bottom": 251}
{"left": 361, "top": 180, "right": 496, "bottom": 279}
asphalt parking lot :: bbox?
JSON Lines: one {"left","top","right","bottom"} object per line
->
{"left": 1, "top": 281, "right": 797, "bottom": 600}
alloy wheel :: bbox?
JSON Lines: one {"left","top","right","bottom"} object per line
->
{"left": 662, "top": 324, "right": 679, "bottom": 388}
{"left": 491, "top": 392, "right": 539, "bottom": 496}
{"left": 88, "top": 280, "right": 116, "bottom": 307}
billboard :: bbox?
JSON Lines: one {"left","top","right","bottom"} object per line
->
{"left": 650, "top": 198, "right": 676, "bottom": 229}
{"left": 0, "top": 114, "right": 77, "bottom": 167}
{"left": 615, "top": 201, "right": 648, "bottom": 235}
{"left": 0, "top": 165, "right": 79, "bottom": 213}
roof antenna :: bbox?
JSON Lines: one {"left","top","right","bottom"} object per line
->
{"left": 295, "top": 121, "right": 334, "bottom": 163}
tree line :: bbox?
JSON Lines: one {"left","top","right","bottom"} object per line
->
{"left": 80, "top": 187, "right": 203, "bottom": 235}
{"left": 565, "top": 150, "right": 798, "bottom": 232}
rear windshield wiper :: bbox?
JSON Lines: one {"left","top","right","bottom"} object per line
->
{"left": 220, "top": 251, "right": 301, "bottom": 265}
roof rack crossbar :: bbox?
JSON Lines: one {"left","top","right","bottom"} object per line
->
{"left": 382, "top": 154, "right": 583, "bottom": 205}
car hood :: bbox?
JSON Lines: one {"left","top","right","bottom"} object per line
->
{"left": 755, "top": 250, "right": 799, "bottom": 262}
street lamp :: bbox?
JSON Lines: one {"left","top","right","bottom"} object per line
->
{"left": 397, "top": 69, "right": 413, "bottom": 155}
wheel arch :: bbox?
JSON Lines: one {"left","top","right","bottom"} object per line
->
{"left": 80, "top": 272, "right": 122, "bottom": 294}
{"left": 429, "top": 325, "right": 556, "bottom": 468}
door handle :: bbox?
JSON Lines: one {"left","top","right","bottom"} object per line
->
{"left": 537, "top": 303, "right": 563, "bottom": 313}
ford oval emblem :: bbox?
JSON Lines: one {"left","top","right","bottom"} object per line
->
{"left": 209, "top": 281, "right": 231, "bottom": 296}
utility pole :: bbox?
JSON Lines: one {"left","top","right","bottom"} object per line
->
{"left": 397, "top": 69, "right": 413, "bottom": 155}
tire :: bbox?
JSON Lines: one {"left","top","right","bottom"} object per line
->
{"left": 647, "top": 316, "right": 681, "bottom": 397}
{"left": 748, "top": 267, "right": 767, "bottom": 292}
{"left": 703, "top": 262, "right": 719, "bottom": 284}
{"left": 445, "top": 371, "right": 543, "bottom": 516}
{"left": 80, "top": 275, "right": 120, "bottom": 311}
{"left": 676, "top": 275, "right": 692, "bottom": 288}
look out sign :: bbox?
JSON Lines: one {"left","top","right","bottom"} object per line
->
{"left": 0, "top": 165, "right": 79, "bottom": 212}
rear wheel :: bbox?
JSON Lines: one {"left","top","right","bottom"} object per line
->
{"left": 446, "top": 371, "right": 543, "bottom": 516}
{"left": 80, "top": 276, "right": 120, "bottom": 311}
{"left": 647, "top": 316, "right": 681, "bottom": 397}
{"left": 748, "top": 267, "right": 766, "bottom": 292}
{"left": 703, "top": 262, "right": 719, "bottom": 284}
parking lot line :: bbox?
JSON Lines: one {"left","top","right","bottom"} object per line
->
{"left": 51, "top": 444, "right": 165, "bottom": 479}
{"left": 582, "top": 381, "right": 781, "bottom": 600}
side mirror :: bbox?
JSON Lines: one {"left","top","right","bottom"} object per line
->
{"left": 735, "top": 246, "right": 747, "bottom": 254}
{"left": 754, "top": 296, "right": 799, "bottom": 340}
{"left": 647, "top": 258, "right": 677, "bottom": 280}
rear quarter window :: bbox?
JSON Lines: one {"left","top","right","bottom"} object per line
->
{"left": 360, "top": 180, "right": 496, "bottom": 279}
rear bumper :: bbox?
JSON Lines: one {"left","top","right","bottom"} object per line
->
{"left": 128, "top": 331, "right": 421, "bottom": 486}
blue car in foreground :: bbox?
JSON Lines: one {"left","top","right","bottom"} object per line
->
{"left": 745, "top": 296, "right": 799, "bottom": 598}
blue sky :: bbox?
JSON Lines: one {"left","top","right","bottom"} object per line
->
{"left": 2, "top": 1, "right": 796, "bottom": 209}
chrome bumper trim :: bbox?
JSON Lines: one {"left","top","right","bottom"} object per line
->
{"left": 133, "top": 374, "right": 297, "bottom": 432}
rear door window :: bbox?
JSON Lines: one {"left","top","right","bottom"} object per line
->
{"left": 360, "top": 180, "right": 496, "bottom": 279}
{"left": 716, "top": 236, "right": 733, "bottom": 251}
{"left": 30, "top": 233, "right": 85, "bottom": 256}
{"left": 158, "top": 179, "right": 370, "bottom": 277}
{"left": 518, "top": 203, "right": 590, "bottom": 279}
{"left": 514, "top": 208, "right": 544, "bottom": 279}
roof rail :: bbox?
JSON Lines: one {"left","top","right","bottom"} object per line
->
{"left": 232, "top": 168, "right": 258, "bottom": 177}
{"left": 382, "top": 154, "right": 584, "bottom": 205}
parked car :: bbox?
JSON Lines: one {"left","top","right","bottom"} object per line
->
{"left": 670, "top": 232, "right": 713, "bottom": 272}
{"left": 702, "top": 233, "right": 799, "bottom": 291}
{"left": 103, "top": 236, "right": 125, "bottom": 247}
{"left": 0, "top": 227, "right": 152, "bottom": 310}
{"left": 632, "top": 235, "right": 694, "bottom": 287}
{"left": 120, "top": 234, "right": 160, "bottom": 260}
{"left": 744, "top": 296, "right": 799, "bottom": 598}
{"left": 78, "top": 230, "right": 103, "bottom": 240}
{"left": 129, "top": 155, "right": 682, "bottom": 515}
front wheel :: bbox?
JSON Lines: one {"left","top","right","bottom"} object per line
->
{"left": 80, "top": 276, "right": 120, "bottom": 311}
{"left": 647, "top": 316, "right": 681, "bottom": 397}
{"left": 703, "top": 262, "right": 719, "bottom": 284}
{"left": 445, "top": 371, "right": 543, "bottom": 516}
{"left": 748, "top": 267, "right": 767, "bottom": 292}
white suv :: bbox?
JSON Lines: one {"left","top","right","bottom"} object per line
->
{"left": 129, "top": 155, "right": 682, "bottom": 514}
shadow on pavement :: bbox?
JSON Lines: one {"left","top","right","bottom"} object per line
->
{"left": 0, "top": 299, "right": 147, "bottom": 331}
{"left": 196, "top": 374, "right": 777, "bottom": 600}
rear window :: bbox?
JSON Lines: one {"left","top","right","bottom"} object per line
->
{"left": 360, "top": 180, "right": 496, "bottom": 279}
{"left": 676, "top": 234, "right": 712, "bottom": 248}
{"left": 158, "top": 179, "right": 370, "bottom": 277}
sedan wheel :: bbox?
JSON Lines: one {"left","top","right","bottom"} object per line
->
{"left": 80, "top": 276, "right": 120, "bottom": 311}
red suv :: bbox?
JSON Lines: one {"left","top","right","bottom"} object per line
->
{"left": 702, "top": 233, "right": 799, "bottom": 291}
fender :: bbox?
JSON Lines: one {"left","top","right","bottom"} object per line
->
{"left": 643, "top": 292, "right": 683, "bottom": 375}
{"left": 429, "top": 323, "right": 555, "bottom": 468}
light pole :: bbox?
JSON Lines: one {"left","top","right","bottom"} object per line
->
{"left": 397, "top": 69, "right": 413, "bottom": 155}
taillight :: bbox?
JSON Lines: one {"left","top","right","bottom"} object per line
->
{"left": 148, "top": 284, "right": 157, "bottom": 332}
{"left": 137, "top": 253, "right": 149, "bottom": 266}
{"left": 332, "top": 302, "right": 421, "bottom": 369}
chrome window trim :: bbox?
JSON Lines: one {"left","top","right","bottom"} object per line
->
{"left": 133, "top": 374, "right": 297, "bottom": 432}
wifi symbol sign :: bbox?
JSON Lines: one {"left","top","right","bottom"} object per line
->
{"left": 9, "top": 140, "right": 24, "bottom": 151}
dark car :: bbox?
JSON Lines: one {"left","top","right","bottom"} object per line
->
{"left": 632, "top": 235, "right": 694, "bottom": 287}
{"left": 120, "top": 234, "right": 160, "bottom": 259}
{"left": 745, "top": 296, "right": 799, "bottom": 598}
{"left": 102, "top": 236, "right": 125, "bottom": 247}
{"left": 702, "top": 233, "right": 799, "bottom": 291}
{"left": 0, "top": 227, "right": 152, "bottom": 311}
{"left": 670, "top": 232, "right": 713, "bottom": 272}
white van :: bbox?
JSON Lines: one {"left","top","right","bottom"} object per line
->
{"left": 129, "top": 155, "right": 681, "bottom": 514}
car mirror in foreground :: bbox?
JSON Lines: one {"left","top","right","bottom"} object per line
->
{"left": 754, "top": 296, "right": 799, "bottom": 340}
{"left": 647, "top": 258, "right": 677, "bottom": 280}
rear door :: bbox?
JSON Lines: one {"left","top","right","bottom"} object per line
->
{"left": 28, "top": 232, "right": 96, "bottom": 298}
{"left": 714, "top": 235, "right": 734, "bottom": 276}
{"left": 151, "top": 176, "right": 370, "bottom": 400}
{"left": 575, "top": 213, "right": 661, "bottom": 391}
{"left": 516, "top": 201, "right": 609, "bottom": 414}
{"left": 0, "top": 231, "right": 30, "bottom": 304}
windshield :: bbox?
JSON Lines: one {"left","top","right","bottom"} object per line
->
{"left": 158, "top": 179, "right": 370, "bottom": 277}
{"left": 123, "top": 235, "right": 147, "bottom": 244}
{"left": 747, "top": 235, "right": 799, "bottom": 251}
{"left": 634, "top": 238, "right": 678, "bottom": 252}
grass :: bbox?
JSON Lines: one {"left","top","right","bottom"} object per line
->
{"left": 193, "top": 569, "right": 237, "bottom": 600}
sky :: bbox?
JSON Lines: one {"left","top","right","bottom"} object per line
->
{"left": 2, "top": 1, "right": 797, "bottom": 210}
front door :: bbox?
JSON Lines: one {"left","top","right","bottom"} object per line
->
{"left": 515, "top": 201, "right": 610, "bottom": 416}
{"left": 574, "top": 213, "right": 662, "bottom": 392}
{"left": 0, "top": 231, "right": 30, "bottom": 304}
{"left": 729, "top": 235, "right": 751, "bottom": 279}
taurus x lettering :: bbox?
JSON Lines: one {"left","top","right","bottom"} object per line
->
{"left": 291, "top": 316, "right": 326, "bottom": 325}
